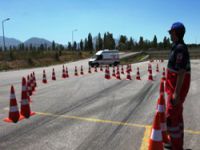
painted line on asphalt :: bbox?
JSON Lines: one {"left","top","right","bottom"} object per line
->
{"left": 35, "top": 112, "right": 200, "bottom": 135}
{"left": 3, "top": 108, "right": 200, "bottom": 136}
{"left": 35, "top": 111, "right": 150, "bottom": 128}
{"left": 139, "top": 126, "right": 151, "bottom": 150}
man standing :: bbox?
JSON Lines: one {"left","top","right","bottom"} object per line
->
{"left": 165, "top": 22, "right": 191, "bottom": 150}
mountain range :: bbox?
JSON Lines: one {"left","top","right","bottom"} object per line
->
{"left": 0, "top": 36, "right": 52, "bottom": 48}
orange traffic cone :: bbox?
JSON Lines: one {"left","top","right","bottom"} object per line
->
{"left": 94, "top": 66, "right": 98, "bottom": 72}
{"left": 148, "top": 112, "right": 163, "bottom": 150}
{"left": 160, "top": 79, "right": 165, "bottom": 95}
{"left": 4, "top": 86, "right": 24, "bottom": 123}
{"left": 126, "top": 70, "right": 132, "bottom": 80}
{"left": 26, "top": 75, "right": 32, "bottom": 103}
{"left": 62, "top": 65, "right": 66, "bottom": 78}
{"left": 20, "top": 77, "right": 35, "bottom": 118}
{"left": 100, "top": 65, "right": 103, "bottom": 71}
{"left": 112, "top": 66, "right": 116, "bottom": 77}
{"left": 162, "top": 67, "right": 166, "bottom": 81}
{"left": 74, "top": 66, "right": 78, "bottom": 76}
{"left": 80, "top": 66, "right": 84, "bottom": 75}
{"left": 126, "top": 64, "right": 129, "bottom": 73}
{"left": 121, "top": 65, "right": 124, "bottom": 74}
{"left": 33, "top": 72, "right": 37, "bottom": 88}
{"left": 116, "top": 70, "right": 121, "bottom": 80}
{"left": 148, "top": 64, "right": 151, "bottom": 72}
{"left": 30, "top": 73, "right": 35, "bottom": 92}
{"left": 105, "top": 66, "right": 111, "bottom": 79}
{"left": 148, "top": 70, "right": 153, "bottom": 81}
{"left": 156, "top": 64, "right": 159, "bottom": 72}
{"left": 27, "top": 75, "right": 32, "bottom": 96}
{"left": 88, "top": 66, "right": 92, "bottom": 73}
{"left": 157, "top": 93, "right": 169, "bottom": 144}
{"left": 136, "top": 67, "right": 141, "bottom": 80}
{"left": 52, "top": 68, "right": 56, "bottom": 80}
{"left": 129, "top": 64, "right": 132, "bottom": 72}
{"left": 42, "top": 70, "right": 47, "bottom": 83}
{"left": 66, "top": 67, "right": 69, "bottom": 78}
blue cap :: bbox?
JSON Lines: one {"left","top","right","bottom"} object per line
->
{"left": 169, "top": 22, "right": 185, "bottom": 34}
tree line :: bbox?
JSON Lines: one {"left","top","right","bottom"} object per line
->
{"left": 0, "top": 32, "right": 191, "bottom": 52}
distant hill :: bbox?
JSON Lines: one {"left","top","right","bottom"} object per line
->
{"left": 0, "top": 36, "right": 22, "bottom": 47}
{"left": 24, "top": 37, "right": 52, "bottom": 47}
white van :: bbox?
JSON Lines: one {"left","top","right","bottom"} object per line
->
{"left": 89, "top": 49, "right": 120, "bottom": 67}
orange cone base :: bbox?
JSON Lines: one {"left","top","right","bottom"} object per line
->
{"left": 3, "top": 115, "right": 24, "bottom": 123}
{"left": 21, "top": 111, "right": 36, "bottom": 119}
{"left": 43, "top": 81, "right": 47, "bottom": 84}
{"left": 136, "top": 77, "right": 141, "bottom": 80}
{"left": 148, "top": 140, "right": 163, "bottom": 150}
{"left": 149, "top": 78, "right": 153, "bottom": 81}
{"left": 105, "top": 77, "right": 110, "bottom": 80}
{"left": 126, "top": 77, "right": 132, "bottom": 80}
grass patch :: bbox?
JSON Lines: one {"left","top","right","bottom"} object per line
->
{"left": 120, "top": 52, "right": 149, "bottom": 65}
{"left": 0, "top": 51, "right": 93, "bottom": 71}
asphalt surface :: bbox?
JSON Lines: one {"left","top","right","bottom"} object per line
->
{"left": 0, "top": 57, "right": 199, "bottom": 150}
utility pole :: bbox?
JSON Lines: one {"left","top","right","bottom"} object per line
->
{"left": 2, "top": 18, "right": 10, "bottom": 51}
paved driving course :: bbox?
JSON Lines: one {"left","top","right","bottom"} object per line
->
{"left": 0, "top": 58, "right": 199, "bottom": 150}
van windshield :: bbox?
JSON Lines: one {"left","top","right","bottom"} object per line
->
{"left": 92, "top": 55, "right": 103, "bottom": 60}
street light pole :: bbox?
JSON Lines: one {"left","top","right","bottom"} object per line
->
{"left": 2, "top": 18, "right": 10, "bottom": 51}
{"left": 72, "top": 29, "right": 78, "bottom": 49}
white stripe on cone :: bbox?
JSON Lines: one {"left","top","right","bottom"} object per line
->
{"left": 21, "top": 100, "right": 29, "bottom": 105}
{"left": 157, "top": 104, "right": 165, "bottom": 113}
{"left": 150, "top": 129, "right": 162, "bottom": 142}
{"left": 10, "top": 106, "right": 19, "bottom": 112}
{"left": 10, "top": 94, "right": 16, "bottom": 99}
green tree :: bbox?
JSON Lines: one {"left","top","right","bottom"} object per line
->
{"left": 88, "top": 33, "right": 93, "bottom": 50}
{"left": 118, "top": 35, "right": 127, "bottom": 51}
{"left": 127, "top": 37, "right": 134, "bottom": 50}
{"left": 152, "top": 35, "right": 157, "bottom": 48}
{"left": 73, "top": 41, "right": 77, "bottom": 50}
{"left": 96, "top": 33, "right": 103, "bottom": 50}
{"left": 52, "top": 41, "right": 56, "bottom": 50}
{"left": 80, "top": 39, "right": 83, "bottom": 50}
{"left": 139, "top": 36, "right": 144, "bottom": 49}
{"left": 67, "top": 42, "right": 72, "bottom": 50}
{"left": 84, "top": 38, "right": 88, "bottom": 50}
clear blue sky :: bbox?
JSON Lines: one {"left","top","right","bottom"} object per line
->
{"left": 0, "top": 0, "right": 199, "bottom": 44}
